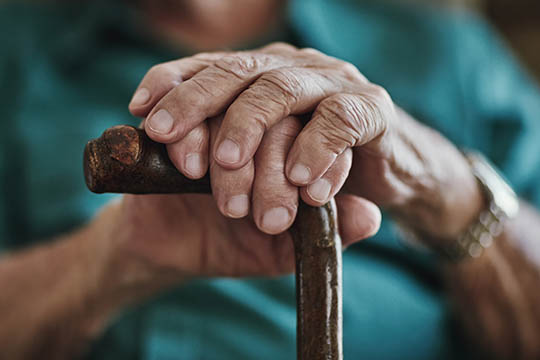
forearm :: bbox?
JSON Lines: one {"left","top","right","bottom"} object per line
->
{"left": 0, "top": 203, "right": 176, "bottom": 360}
{"left": 371, "top": 111, "right": 540, "bottom": 358}
{"left": 0, "top": 237, "right": 104, "bottom": 358}
{"left": 445, "top": 201, "right": 540, "bottom": 360}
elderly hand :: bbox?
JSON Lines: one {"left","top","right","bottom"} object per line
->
{"left": 101, "top": 116, "right": 379, "bottom": 281}
{"left": 129, "top": 43, "right": 482, "bottom": 245}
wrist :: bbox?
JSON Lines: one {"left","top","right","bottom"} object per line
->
{"left": 419, "top": 162, "right": 485, "bottom": 242}
{"left": 59, "top": 202, "right": 137, "bottom": 334}
{"left": 397, "top": 148, "right": 521, "bottom": 262}
{"left": 385, "top": 114, "right": 485, "bottom": 244}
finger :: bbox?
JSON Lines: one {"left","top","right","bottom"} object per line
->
{"left": 252, "top": 116, "right": 302, "bottom": 235}
{"left": 129, "top": 56, "right": 221, "bottom": 117}
{"left": 166, "top": 123, "right": 209, "bottom": 179}
{"left": 143, "top": 52, "right": 294, "bottom": 144}
{"left": 299, "top": 148, "right": 352, "bottom": 207}
{"left": 208, "top": 116, "right": 253, "bottom": 219}
{"left": 286, "top": 89, "right": 394, "bottom": 186}
{"left": 334, "top": 194, "right": 381, "bottom": 248}
{"left": 213, "top": 67, "right": 344, "bottom": 169}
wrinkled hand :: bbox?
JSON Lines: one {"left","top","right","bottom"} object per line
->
{"left": 129, "top": 42, "right": 481, "bottom": 242}
{"left": 105, "top": 116, "right": 379, "bottom": 279}
{"left": 112, "top": 193, "right": 377, "bottom": 279}
{"left": 128, "top": 43, "right": 391, "bottom": 233}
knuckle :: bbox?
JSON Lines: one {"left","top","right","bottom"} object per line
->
{"left": 230, "top": 92, "right": 274, "bottom": 131}
{"left": 317, "top": 95, "right": 364, "bottom": 148}
{"left": 146, "top": 63, "right": 168, "bottom": 78}
{"left": 193, "top": 51, "right": 222, "bottom": 61}
{"left": 264, "top": 42, "right": 297, "bottom": 52}
{"left": 213, "top": 54, "right": 269, "bottom": 80}
{"left": 256, "top": 69, "right": 300, "bottom": 106}
{"left": 300, "top": 47, "right": 323, "bottom": 56}
{"left": 338, "top": 62, "right": 366, "bottom": 81}
{"left": 145, "top": 63, "right": 182, "bottom": 85}
{"left": 362, "top": 84, "right": 394, "bottom": 128}
{"left": 369, "top": 84, "right": 392, "bottom": 106}
{"left": 317, "top": 125, "right": 355, "bottom": 155}
{"left": 180, "top": 78, "right": 215, "bottom": 111}
{"left": 193, "top": 52, "right": 212, "bottom": 59}
{"left": 189, "top": 77, "right": 215, "bottom": 98}
{"left": 232, "top": 69, "right": 300, "bottom": 126}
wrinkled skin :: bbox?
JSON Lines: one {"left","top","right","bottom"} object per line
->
{"left": 111, "top": 114, "right": 380, "bottom": 279}
{"left": 128, "top": 42, "right": 480, "bottom": 246}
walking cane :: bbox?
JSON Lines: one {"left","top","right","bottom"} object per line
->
{"left": 84, "top": 125, "right": 343, "bottom": 360}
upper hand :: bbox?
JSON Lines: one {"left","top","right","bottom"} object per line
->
{"left": 129, "top": 42, "right": 481, "bottom": 242}
{"left": 128, "top": 43, "right": 393, "bottom": 232}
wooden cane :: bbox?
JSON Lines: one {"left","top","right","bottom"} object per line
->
{"left": 83, "top": 125, "right": 343, "bottom": 360}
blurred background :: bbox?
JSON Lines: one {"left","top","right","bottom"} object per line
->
{"left": 483, "top": 0, "right": 540, "bottom": 80}
{"left": 413, "top": 0, "right": 540, "bottom": 80}
{"left": 1, "top": 0, "right": 539, "bottom": 359}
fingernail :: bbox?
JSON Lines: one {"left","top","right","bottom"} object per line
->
{"left": 352, "top": 202, "right": 381, "bottom": 240}
{"left": 130, "top": 88, "right": 150, "bottom": 106}
{"left": 226, "top": 195, "right": 249, "bottom": 218}
{"left": 216, "top": 139, "right": 241, "bottom": 164}
{"left": 365, "top": 202, "right": 382, "bottom": 237}
{"left": 147, "top": 109, "right": 174, "bottom": 135}
{"left": 185, "top": 153, "right": 203, "bottom": 177}
{"left": 289, "top": 163, "right": 311, "bottom": 184}
{"left": 262, "top": 207, "right": 291, "bottom": 234}
{"left": 307, "top": 178, "right": 332, "bottom": 202}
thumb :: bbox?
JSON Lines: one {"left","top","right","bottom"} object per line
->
{"left": 334, "top": 194, "right": 381, "bottom": 248}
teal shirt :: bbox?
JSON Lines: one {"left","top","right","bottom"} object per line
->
{"left": 2, "top": 0, "right": 540, "bottom": 359}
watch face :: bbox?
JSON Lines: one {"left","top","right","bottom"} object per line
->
{"left": 469, "top": 152, "right": 519, "bottom": 218}
{"left": 493, "top": 188, "right": 520, "bottom": 218}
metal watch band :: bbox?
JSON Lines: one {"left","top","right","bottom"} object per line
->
{"left": 443, "top": 151, "right": 519, "bottom": 261}
{"left": 444, "top": 202, "right": 508, "bottom": 260}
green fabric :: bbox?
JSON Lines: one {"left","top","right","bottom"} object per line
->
{"left": 1, "top": 0, "right": 539, "bottom": 358}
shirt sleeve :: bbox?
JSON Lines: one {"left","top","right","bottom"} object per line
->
{"left": 460, "top": 14, "right": 540, "bottom": 208}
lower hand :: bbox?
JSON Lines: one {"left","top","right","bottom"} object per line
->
{"left": 95, "top": 115, "right": 380, "bottom": 290}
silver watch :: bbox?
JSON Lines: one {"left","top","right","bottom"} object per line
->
{"left": 445, "top": 151, "right": 519, "bottom": 260}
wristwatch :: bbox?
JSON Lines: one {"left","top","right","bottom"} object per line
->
{"left": 444, "top": 151, "right": 520, "bottom": 260}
